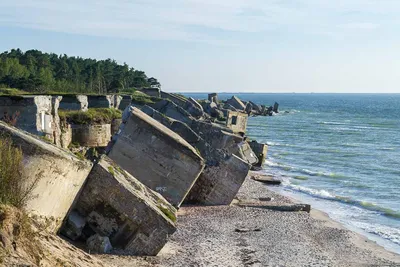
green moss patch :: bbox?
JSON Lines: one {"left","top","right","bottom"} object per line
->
{"left": 59, "top": 108, "right": 122, "bottom": 125}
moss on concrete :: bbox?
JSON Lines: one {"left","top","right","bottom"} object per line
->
{"left": 59, "top": 108, "right": 122, "bottom": 125}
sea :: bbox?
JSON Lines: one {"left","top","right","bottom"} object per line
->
{"left": 183, "top": 93, "right": 400, "bottom": 254}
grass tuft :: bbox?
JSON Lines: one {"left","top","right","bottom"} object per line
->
{"left": 59, "top": 108, "right": 122, "bottom": 125}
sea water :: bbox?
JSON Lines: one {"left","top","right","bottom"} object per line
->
{"left": 184, "top": 93, "right": 400, "bottom": 254}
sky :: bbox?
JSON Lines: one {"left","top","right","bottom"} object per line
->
{"left": 0, "top": 0, "right": 400, "bottom": 93}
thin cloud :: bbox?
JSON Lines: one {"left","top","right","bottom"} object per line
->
{"left": 0, "top": 0, "right": 398, "bottom": 43}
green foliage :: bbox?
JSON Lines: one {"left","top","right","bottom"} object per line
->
{"left": 0, "top": 48, "right": 160, "bottom": 94}
{"left": 0, "top": 87, "right": 28, "bottom": 96}
{"left": 131, "top": 91, "right": 162, "bottom": 105}
{"left": 0, "top": 137, "right": 39, "bottom": 208}
{"left": 59, "top": 108, "right": 122, "bottom": 125}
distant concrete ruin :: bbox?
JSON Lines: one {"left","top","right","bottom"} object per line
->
{"left": 0, "top": 95, "right": 56, "bottom": 141}
{"left": 59, "top": 95, "right": 88, "bottom": 111}
{"left": 0, "top": 122, "right": 93, "bottom": 232}
{"left": 107, "top": 108, "right": 205, "bottom": 207}
{"left": 226, "top": 96, "right": 246, "bottom": 111}
{"left": 62, "top": 156, "right": 176, "bottom": 255}
{"left": 226, "top": 110, "right": 248, "bottom": 135}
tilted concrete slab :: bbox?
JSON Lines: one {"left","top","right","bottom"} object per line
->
{"left": 0, "top": 122, "right": 93, "bottom": 232}
{"left": 64, "top": 156, "right": 176, "bottom": 255}
{"left": 226, "top": 96, "right": 246, "bottom": 110}
{"left": 151, "top": 99, "right": 194, "bottom": 125}
{"left": 186, "top": 154, "right": 250, "bottom": 205}
{"left": 107, "top": 108, "right": 205, "bottom": 207}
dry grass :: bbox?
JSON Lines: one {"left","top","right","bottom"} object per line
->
{"left": 0, "top": 137, "right": 39, "bottom": 208}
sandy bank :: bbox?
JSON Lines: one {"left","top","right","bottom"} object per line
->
{"left": 98, "top": 174, "right": 400, "bottom": 267}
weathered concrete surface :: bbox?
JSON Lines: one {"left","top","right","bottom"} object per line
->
{"left": 233, "top": 141, "right": 259, "bottom": 166}
{"left": 186, "top": 154, "right": 250, "bottom": 205}
{"left": 0, "top": 121, "right": 93, "bottom": 232}
{"left": 226, "top": 110, "right": 248, "bottom": 135}
{"left": 107, "top": 108, "right": 205, "bottom": 207}
{"left": 0, "top": 95, "right": 55, "bottom": 139}
{"left": 59, "top": 95, "right": 89, "bottom": 111}
{"left": 88, "top": 95, "right": 114, "bottom": 108}
{"left": 51, "top": 96, "right": 63, "bottom": 146}
{"left": 138, "top": 88, "right": 161, "bottom": 98}
{"left": 65, "top": 156, "right": 176, "bottom": 256}
{"left": 160, "top": 91, "right": 187, "bottom": 108}
{"left": 208, "top": 93, "right": 218, "bottom": 103}
{"left": 118, "top": 95, "right": 132, "bottom": 111}
{"left": 184, "top": 97, "right": 204, "bottom": 118}
{"left": 226, "top": 96, "right": 246, "bottom": 110}
{"left": 71, "top": 124, "right": 111, "bottom": 147}
{"left": 151, "top": 99, "right": 194, "bottom": 125}
{"left": 249, "top": 140, "right": 268, "bottom": 167}
{"left": 111, "top": 119, "right": 122, "bottom": 135}
{"left": 60, "top": 123, "right": 72, "bottom": 149}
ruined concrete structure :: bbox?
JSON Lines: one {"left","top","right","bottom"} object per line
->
{"left": 118, "top": 95, "right": 132, "bottom": 111}
{"left": 226, "top": 110, "right": 248, "bottom": 135}
{"left": 0, "top": 95, "right": 56, "bottom": 141}
{"left": 0, "top": 122, "right": 92, "bottom": 232}
{"left": 186, "top": 154, "right": 250, "bottom": 205}
{"left": 87, "top": 95, "right": 121, "bottom": 109}
{"left": 151, "top": 99, "right": 194, "bottom": 125}
{"left": 138, "top": 88, "right": 161, "bottom": 98}
{"left": 71, "top": 124, "right": 111, "bottom": 147}
{"left": 59, "top": 95, "right": 88, "bottom": 111}
{"left": 208, "top": 93, "right": 218, "bottom": 103}
{"left": 226, "top": 96, "right": 246, "bottom": 110}
{"left": 249, "top": 140, "right": 268, "bottom": 167}
{"left": 107, "top": 108, "right": 205, "bottom": 207}
{"left": 63, "top": 157, "right": 176, "bottom": 255}
{"left": 160, "top": 91, "right": 187, "bottom": 108}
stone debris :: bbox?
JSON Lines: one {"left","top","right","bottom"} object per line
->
{"left": 251, "top": 174, "right": 282, "bottom": 185}
{"left": 87, "top": 234, "right": 113, "bottom": 254}
{"left": 62, "top": 211, "right": 86, "bottom": 241}
{"left": 107, "top": 107, "right": 205, "bottom": 207}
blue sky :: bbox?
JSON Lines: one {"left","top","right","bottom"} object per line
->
{"left": 0, "top": 0, "right": 399, "bottom": 93}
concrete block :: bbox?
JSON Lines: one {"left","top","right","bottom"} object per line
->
{"left": 118, "top": 95, "right": 132, "bottom": 111}
{"left": 138, "top": 88, "right": 161, "bottom": 98}
{"left": 184, "top": 97, "right": 204, "bottom": 118}
{"left": 70, "top": 157, "right": 176, "bottom": 255}
{"left": 71, "top": 124, "right": 111, "bottom": 147}
{"left": 160, "top": 91, "right": 187, "bottom": 108}
{"left": 0, "top": 122, "right": 93, "bottom": 232}
{"left": 88, "top": 95, "right": 113, "bottom": 108}
{"left": 226, "top": 96, "right": 246, "bottom": 110}
{"left": 62, "top": 211, "right": 86, "bottom": 240}
{"left": 233, "top": 141, "right": 259, "bottom": 165}
{"left": 226, "top": 111, "right": 248, "bottom": 135}
{"left": 59, "top": 95, "right": 88, "bottom": 111}
{"left": 107, "top": 108, "right": 205, "bottom": 207}
{"left": 249, "top": 140, "right": 268, "bottom": 167}
{"left": 0, "top": 95, "right": 54, "bottom": 139}
{"left": 208, "top": 93, "right": 218, "bottom": 103}
{"left": 151, "top": 99, "right": 194, "bottom": 126}
{"left": 87, "top": 234, "right": 113, "bottom": 254}
{"left": 185, "top": 154, "right": 250, "bottom": 205}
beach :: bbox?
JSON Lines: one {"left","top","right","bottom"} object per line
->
{"left": 99, "top": 173, "right": 400, "bottom": 267}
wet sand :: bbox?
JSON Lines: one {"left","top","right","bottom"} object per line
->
{"left": 99, "top": 174, "right": 400, "bottom": 267}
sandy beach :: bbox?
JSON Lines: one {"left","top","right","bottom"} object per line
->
{"left": 99, "top": 173, "right": 400, "bottom": 267}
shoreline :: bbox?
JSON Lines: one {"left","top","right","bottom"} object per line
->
{"left": 262, "top": 171, "right": 400, "bottom": 256}
{"left": 99, "top": 173, "right": 400, "bottom": 266}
